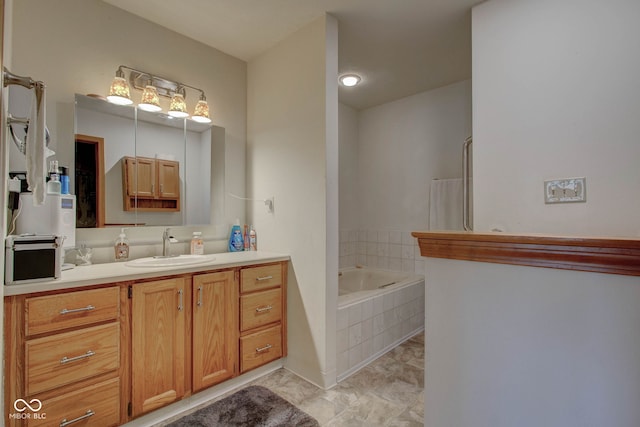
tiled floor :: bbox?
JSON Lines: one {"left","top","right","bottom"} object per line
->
{"left": 159, "top": 332, "right": 424, "bottom": 426}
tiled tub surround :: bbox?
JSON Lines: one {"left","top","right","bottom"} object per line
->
{"left": 336, "top": 271, "right": 425, "bottom": 381}
{"left": 339, "top": 230, "right": 424, "bottom": 274}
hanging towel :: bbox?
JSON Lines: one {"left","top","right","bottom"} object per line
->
{"left": 429, "top": 178, "right": 463, "bottom": 230}
{"left": 26, "top": 81, "right": 46, "bottom": 205}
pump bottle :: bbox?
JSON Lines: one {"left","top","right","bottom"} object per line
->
{"left": 114, "top": 228, "right": 130, "bottom": 261}
{"left": 191, "top": 232, "right": 204, "bottom": 255}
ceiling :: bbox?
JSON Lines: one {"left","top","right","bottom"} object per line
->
{"left": 103, "top": 0, "right": 484, "bottom": 110}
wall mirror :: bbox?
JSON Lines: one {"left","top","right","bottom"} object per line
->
{"left": 74, "top": 94, "right": 220, "bottom": 228}
{"left": 6, "top": 89, "right": 224, "bottom": 230}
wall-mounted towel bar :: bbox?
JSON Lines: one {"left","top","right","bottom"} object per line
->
{"left": 462, "top": 136, "right": 473, "bottom": 231}
{"left": 3, "top": 69, "right": 51, "bottom": 156}
{"left": 3, "top": 67, "right": 41, "bottom": 89}
{"left": 7, "top": 114, "right": 51, "bottom": 155}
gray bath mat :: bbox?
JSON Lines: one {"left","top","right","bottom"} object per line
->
{"left": 166, "top": 385, "right": 319, "bottom": 426}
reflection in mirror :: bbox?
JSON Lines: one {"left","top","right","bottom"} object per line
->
{"left": 75, "top": 133, "right": 105, "bottom": 227}
{"left": 74, "top": 94, "right": 216, "bottom": 228}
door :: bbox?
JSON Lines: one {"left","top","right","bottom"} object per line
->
{"left": 157, "top": 159, "right": 180, "bottom": 199}
{"left": 125, "top": 157, "right": 156, "bottom": 197}
{"left": 131, "top": 278, "right": 186, "bottom": 416}
{"left": 75, "top": 134, "right": 105, "bottom": 227}
{"left": 192, "top": 271, "right": 238, "bottom": 391}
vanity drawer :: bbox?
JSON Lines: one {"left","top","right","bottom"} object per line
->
{"left": 27, "top": 377, "right": 120, "bottom": 427}
{"left": 240, "top": 288, "right": 282, "bottom": 331}
{"left": 240, "top": 325, "right": 282, "bottom": 373}
{"left": 26, "top": 323, "right": 119, "bottom": 395}
{"left": 25, "top": 286, "right": 119, "bottom": 336}
{"left": 240, "top": 264, "right": 282, "bottom": 293}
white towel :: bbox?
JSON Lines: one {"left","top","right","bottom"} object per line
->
{"left": 26, "top": 81, "right": 46, "bottom": 205}
{"left": 429, "top": 178, "right": 464, "bottom": 230}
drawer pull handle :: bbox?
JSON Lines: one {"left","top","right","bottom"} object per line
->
{"left": 256, "top": 344, "right": 272, "bottom": 353}
{"left": 256, "top": 275, "right": 273, "bottom": 282}
{"left": 59, "top": 305, "right": 95, "bottom": 315}
{"left": 178, "top": 289, "right": 184, "bottom": 311}
{"left": 60, "top": 409, "right": 95, "bottom": 427}
{"left": 60, "top": 350, "right": 95, "bottom": 365}
{"left": 255, "top": 305, "right": 273, "bottom": 313}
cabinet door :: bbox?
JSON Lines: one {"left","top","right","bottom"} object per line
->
{"left": 157, "top": 160, "right": 180, "bottom": 199}
{"left": 125, "top": 157, "right": 156, "bottom": 197}
{"left": 192, "top": 271, "right": 238, "bottom": 391}
{"left": 131, "top": 278, "right": 185, "bottom": 416}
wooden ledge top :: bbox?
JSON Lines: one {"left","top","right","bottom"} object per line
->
{"left": 411, "top": 231, "right": 640, "bottom": 277}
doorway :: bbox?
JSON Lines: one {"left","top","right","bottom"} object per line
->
{"left": 75, "top": 134, "right": 105, "bottom": 228}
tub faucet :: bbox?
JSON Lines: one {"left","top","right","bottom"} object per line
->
{"left": 162, "top": 228, "right": 178, "bottom": 257}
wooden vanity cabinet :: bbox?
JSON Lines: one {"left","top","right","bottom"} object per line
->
{"left": 239, "top": 263, "right": 288, "bottom": 373}
{"left": 130, "top": 277, "right": 187, "bottom": 417}
{"left": 192, "top": 270, "right": 238, "bottom": 391}
{"left": 4, "top": 285, "right": 124, "bottom": 427}
{"left": 4, "top": 260, "right": 288, "bottom": 425}
{"left": 130, "top": 271, "right": 239, "bottom": 417}
{"left": 122, "top": 156, "right": 180, "bottom": 212}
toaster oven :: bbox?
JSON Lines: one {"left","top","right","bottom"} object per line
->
{"left": 5, "top": 234, "right": 62, "bottom": 285}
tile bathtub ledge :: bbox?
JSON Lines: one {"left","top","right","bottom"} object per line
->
{"left": 4, "top": 251, "right": 290, "bottom": 296}
{"left": 411, "top": 231, "right": 640, "bottom": 277}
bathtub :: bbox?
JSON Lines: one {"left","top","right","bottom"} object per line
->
{"left": 336, "top": 267, "right": 425, "bottom": 381}
{"left": 338, "top": 268, "right": 420, "bottom": 305}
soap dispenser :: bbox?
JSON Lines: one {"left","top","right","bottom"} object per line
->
{"left": 114, "top": 228, "right": 130, "bottom": 261}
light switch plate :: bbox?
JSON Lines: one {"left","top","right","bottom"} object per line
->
{"left": 544, "top": 177, "right": 586, "bottom": 204}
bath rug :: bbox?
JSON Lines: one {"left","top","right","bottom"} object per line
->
{"left": 165, "top": 385, "right": 319, "bottom": 427}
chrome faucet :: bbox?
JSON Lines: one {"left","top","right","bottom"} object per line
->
{"left": 162, "top": 228, "right": 178, "bottom": 257}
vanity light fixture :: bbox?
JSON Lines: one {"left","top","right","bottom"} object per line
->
{"left": 106, "top": 65, "right": 212, "bottom": 122}
{"left": 138, "top": 84, "right": 162, "bottom": 112}
{"left": 339, "top": 74, "right": 361, "bottom": 87}
{"left": 168, "top": 90, "right": 189, "bottom": 118}
{"left": 107, "top": 68, "right": 133, "bottom": 105}
{"left": 191, "top": 94, "right": 211, "bottom": 123}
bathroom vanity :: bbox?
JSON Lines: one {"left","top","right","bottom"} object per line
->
{"left": 3, "top": 252, "right": 288, "bottom": 426}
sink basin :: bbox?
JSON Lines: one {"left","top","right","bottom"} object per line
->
{"left": 125, "top": 254, "right": 215, "bottom": 268}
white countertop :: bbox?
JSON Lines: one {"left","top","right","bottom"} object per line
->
{"left": 4, "top": 251, "right": 290, "bottom": 296}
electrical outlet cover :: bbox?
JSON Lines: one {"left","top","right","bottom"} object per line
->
{"left": 544, "top": 177, "right": 586, "bottom": 204}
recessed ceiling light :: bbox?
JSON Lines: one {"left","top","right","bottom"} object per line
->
{"left": 340, "top": 74, "right": 361, "bottom": 87}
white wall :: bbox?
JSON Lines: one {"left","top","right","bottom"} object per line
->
{"left": 8, "top": 0, "right": 246, "bottom": 245}
{"left": 339, "top": 102, "right": 359, "bottom": 232}
{"left": 424, "top": 1, "right": 640, "bottom": 426}
{"left": 358, "top": 80, "right": 471, "bottom": 232}
{"left": 339, "top": 80, "right": 471, "bottom": 271}
{"left": 247, "top": 14, "right": 339, "bottom": 388}
{"left": 473, "top": 0, "right": 640, "bottom": 236}
{"left": 425, "top": 258, "right": 640, "bottom": 427}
